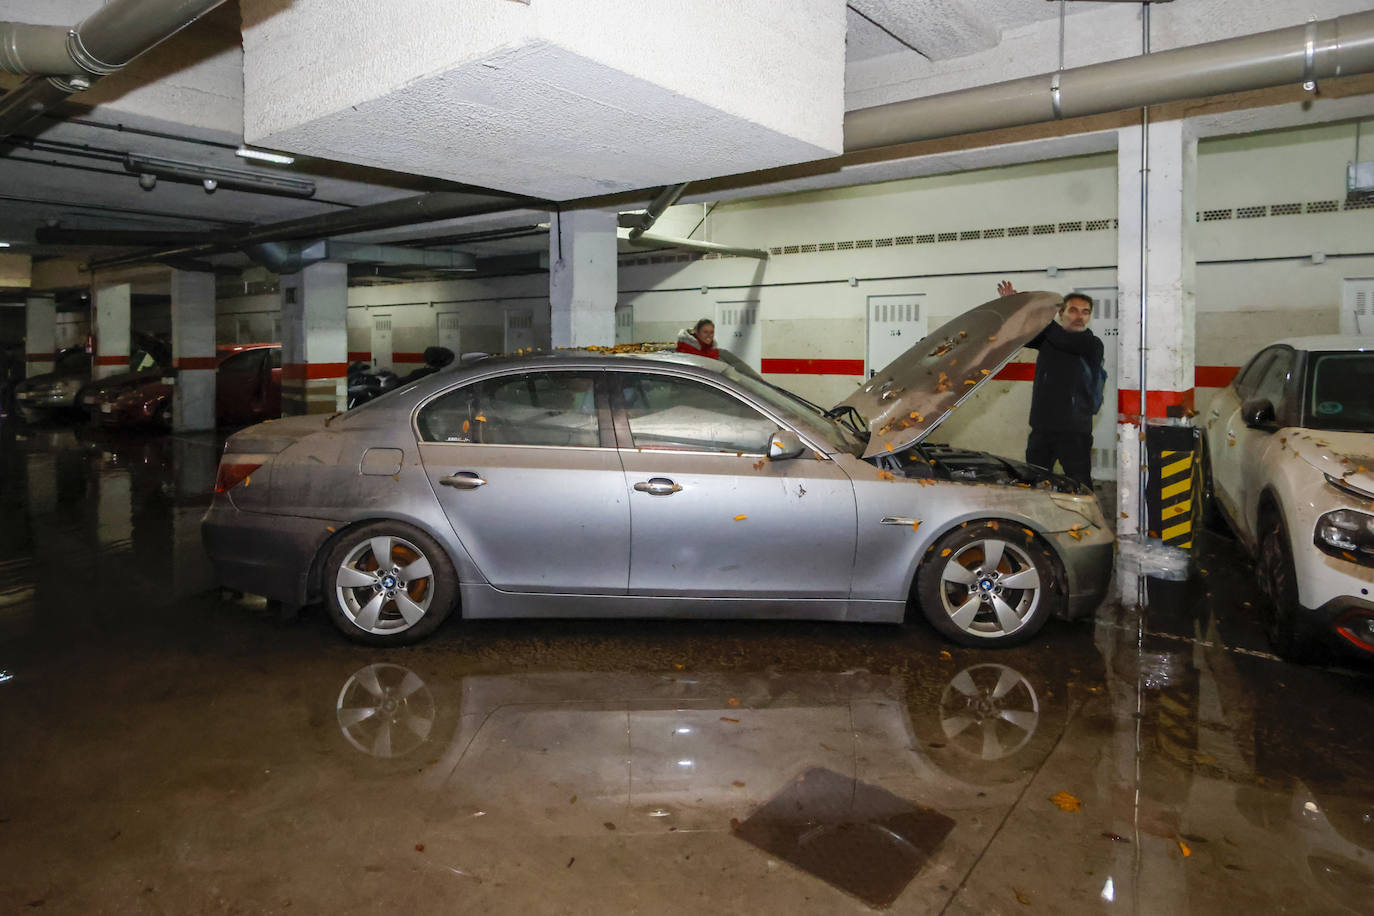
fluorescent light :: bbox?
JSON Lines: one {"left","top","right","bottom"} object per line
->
{"left": 0, "top": 241, "right": 11, "bottom": 248}
{"left": 236, "top": 146, "right": 295, "bottom": 165}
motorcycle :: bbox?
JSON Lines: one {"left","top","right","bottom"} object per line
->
{"left": 346, "top": 362, "right": 400, "bottom": 409}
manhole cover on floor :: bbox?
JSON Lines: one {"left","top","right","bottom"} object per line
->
{"left": 732, "top": 766, "right": 956, "bottom": 908}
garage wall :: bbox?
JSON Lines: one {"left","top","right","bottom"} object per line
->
{"left": 210, "top": 117, "right": 1374, "bottom": 460}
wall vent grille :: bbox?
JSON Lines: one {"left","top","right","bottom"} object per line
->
{"left": 959, "top": 230, "right": 981, "bottom": 240}
{"left": 1085, "top": 218, "right": 1112, "bottom": 231}
{"left": 1271, "top": 202, "right": 1302, "bottom": 216}
{"left": 1008, "top": 226, "right": 1030, "bottom": 237}
{"left": 1032, "top": 224, "right": 1056, "bottom": 235}
{"left": 1202, "top": 208, "right": 1233, "bottom": 221}
{"left": 875, "top": 238, "right": 894, "bottom": 247}
{"left": 855, "top": 239, "right": 874, "bottom": 248}
{"left": 1236, "top": 205, "right": 1266, "bottom": 219}
{"left": 915, "top": 233, "right": 936, "bottom": 243}
{"left": 837, "top": 240, "right": 855, "bottom": 250}
{"left": 1058, "top": 221, "right": 1084, "bottom": 232}
{"left": 783, "top": 245, "right": 800, "bottom": 254}
{"left": 895, "top": 235, "right": 914, "bottom": 245}
{"left": 1345, "top": 197, "right": 1374, "bottom": 210}
{"left": 937, "top": 231, "right": 958, "bottom": 242}
{"left": 819, "top": 242, "right": 836, "bottom": 251}
{"left": 982, "top": 228, "right": 1006, "bottom": 239}
{"left": 1307, "top": 199, "right": 1339, "bottom": 213}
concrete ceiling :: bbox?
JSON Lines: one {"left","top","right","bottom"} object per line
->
{"left": 1, "top": 0, "right": 1372, "bottom": 284}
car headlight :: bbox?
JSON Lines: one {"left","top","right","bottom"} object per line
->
{"left": 1048, "top": 491, "right": 1106, "bottom": 527}
{"left": 1314, "top": 508, "right": 1374, "bottom": 567}
{"left": 54, "top": 378, "right": 81, "bottom": 396}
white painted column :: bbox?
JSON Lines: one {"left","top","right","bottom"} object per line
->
{"left": 549, "top": 210, "right": 617, "bottom": 349}
{"left": 280, "top": 261, "right": 348, "bottom": 416}
{"left": 1115, "top": 119, "right": 1197, "bottom": 539}
{"left": 92, "top": 282, "right": 131, "bottom": 380}
{"left": 24, "top": 295, "right": 56, "bottom": 376}
{"left": 170, "top": 269, "right": 218, "bottom": 431}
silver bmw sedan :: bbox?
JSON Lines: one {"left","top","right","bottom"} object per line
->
{"left": 203, "top": 293, "right": 1113, "bottom": 647}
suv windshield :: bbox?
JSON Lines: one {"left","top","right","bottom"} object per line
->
{"left": 1305, "top": 351, "right": 1374, "bottom": 432}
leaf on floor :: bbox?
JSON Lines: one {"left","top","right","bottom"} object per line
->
{"left": 1050, "top": 791, "right": 1081, "bottom": 812}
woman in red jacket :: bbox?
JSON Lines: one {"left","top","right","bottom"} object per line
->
{"left": 676, "top": 318, "right": 719, "bottom": 359}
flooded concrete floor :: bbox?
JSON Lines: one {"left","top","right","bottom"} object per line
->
{"left": 1, "top": 423, "right": 1372, "bottom": 914}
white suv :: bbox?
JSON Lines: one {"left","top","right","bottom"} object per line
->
{"left": 1201, "top": 336, "right": 1374, "bottom": 661}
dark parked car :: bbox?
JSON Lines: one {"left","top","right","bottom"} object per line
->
{"left": 90, "top": 343, "right": 281, "bottom": 430}
{"left": 14, "top": 347, "right": 94, "bottom": 423}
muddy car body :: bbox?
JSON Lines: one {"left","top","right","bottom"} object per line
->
{"left": 88, "top": 344, "right": 282, "bottom": 430}
{"left": 204, "top": 294, "right": 1113, "bottom": 647}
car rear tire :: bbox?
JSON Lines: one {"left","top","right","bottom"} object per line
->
{"left": 1258, "top": 516, "right": 1317, "bottom": 663}
{"left": 915, "top": 521, "right": 1064, "bottom": 647}
{"left": 323, "top": 522, "right": 457, "bottom": 646}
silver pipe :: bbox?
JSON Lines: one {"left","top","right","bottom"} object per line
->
{"left": 627, "top": 231, "right": 768, "bottom": 260}
{"left": 627, "top": 182, "right": 690, "bottom": 240}
{"left": 844, "top": 9, "right": 1374, "bottom": 152}
{"left": 0, "top": 0, "right": 231, "bottom": 137}
{"left": 1137, "top": 3, "right": 1151, "bottom": 532}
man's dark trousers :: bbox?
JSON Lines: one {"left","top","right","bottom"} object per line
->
{"left": 1026, "top": 428, "right": 1092, "bottom": 487}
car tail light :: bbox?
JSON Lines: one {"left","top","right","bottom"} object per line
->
{"left": 215, "top": 462, "right": 262, "bottom": 493}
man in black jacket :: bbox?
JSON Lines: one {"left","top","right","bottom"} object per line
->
{"left": 998, "top": 282, "right": 1104, "bottom": 486}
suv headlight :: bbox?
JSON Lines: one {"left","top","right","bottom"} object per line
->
{"left": 1314, "top": 509, "right": 1374, "bottom": 567}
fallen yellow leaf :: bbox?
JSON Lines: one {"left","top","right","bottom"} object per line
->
{"left": 727, "top": 698, "right": 741, "bottom": 707}
{"left": 733, "top": 514, "right": 748, "bottom": 521}
{"left": 939, "top": 650, "right": 951, "bottom": 660}
{"left": 1178, "top": 839, "right": 1191, "bottom": 857}
{"left": 1050, "top": 791, "right": 1082, "bottom": 812}
{"left": 885, "top": 442, "right": 895, "bottom": 452}
{"left": 912, "top": 520, "right": 921, "bottom": 532}
{"left": 877, "top": 470, "right": 896, "bottom": 482}
{"left": 474, "top": 415, "right": 487, "bottom": 422}
{"left": 941, "top": 548, "right": 952, "bottom": 557}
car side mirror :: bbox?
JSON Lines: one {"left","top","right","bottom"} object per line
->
{"left": 768, "top": 429, "right": 806, "bottom": 461}
{"left": 1240, "top": 397, "right": 1277, "bottom": 429}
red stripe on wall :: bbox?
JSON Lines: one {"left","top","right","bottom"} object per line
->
{"left": 760, "top": 358, "right": 865, "bottom": 375}
{"left": 993, "top": 361, "right": 1036, "bottom": 382}
{"left": 347, "top": 351, "right": 369, "bottom": 363}
{"left": 393, "top": 351, "right": 426, "bottom": 364}
{"left": 93, "top": 355, "right": 125, "bottom": 366}
{"left": 994, "top": 361, "right": 1240, "bottom": 388}
{"left": 1117, "top": 388, "right": 1195, "bottom": 422}
{"left": 25, "top": 352, "right": 55, "bottom": 362}
{"left": 1195, "top": 365, "right": 1239, "bottom": 388}
{"left": 173, "top": 357, "right": 218, "bottom": 370}
{"left": 281, "top": 362, "right": 348, "bottom": 380}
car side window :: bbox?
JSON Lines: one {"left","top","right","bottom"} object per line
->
{"left": 1251, "top": 349, "right": 1293, "bottom": 406}
{"left": 417, "top": 370, "right": 601, "bottom": 447}
{"left": 220, "top": 350, "right": 265, "bottom": 375}
{"left": 1232, "top": 349, "right": 1275, "bottom": 400}
{"left": 616, "top": 372, "right": 778, "bottom": 454}
{"left": 268, "top": 348, "right": 282, "bottom": 369}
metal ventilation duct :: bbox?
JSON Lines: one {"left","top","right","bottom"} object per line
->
{"left": 0, "top": 0, "right": 231, "bottom": 138}
{"left": 845, "top": 10, "right": 1374, "bottom": 151}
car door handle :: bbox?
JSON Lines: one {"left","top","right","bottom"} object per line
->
{"left": 634, "top": 477, "right": 682, "bottom": 496}
{"left": 440, "top": 471, "right": 487, "bottom": 490}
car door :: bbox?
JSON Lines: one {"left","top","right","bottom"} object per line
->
{"left": 216, "top": 348, "right": 266, "bottom": 426}
{"left": 415, "top": 369, "right": 629, "bottom": 594}
{"left": 610, "top": 369, "right": 857, "bottom": 600}
{"left": 1230, "top": 347, "right": 1295, "bottom": 537}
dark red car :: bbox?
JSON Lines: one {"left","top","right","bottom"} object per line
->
{"left": 92, "top": 344, "right": 281, "bottom": 430}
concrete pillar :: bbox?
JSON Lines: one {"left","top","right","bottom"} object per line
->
{"left": 24, "top": 295, "right": 56, "bottom": 376}
{"left": 1115, "top": 120, "right": 1198, "bottom": 539}
{"left": 170, "top": 269, "right": 218, "bottom": 431}
{"left": 92, "top": 282, "right": 131, "bottom": 380}
{"left": 280, "top": 261, "right": 348, "bottom": 416}
{"left": 549, "top": 210, "right": 617, "bottom": 349}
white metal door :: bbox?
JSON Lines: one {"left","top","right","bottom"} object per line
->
{"left": 1342, "top": 278, "right": 1374, "bottom": 336}
{"left": 614, "top": 303, "right": 634, "bottom": 344}
{"left": 865, "top": 294, "right": 927, "bottom": 378}
{"left": 1076, "top": 286, "right": 1119, "bottom": 482}
{"left": 234, "top": 315, "right": 251, "bottom": 344}
{"left": 436, "top": 312, "right": 462, "bottom": 356}
{"left": 371, "top": 315, "right": 393, "bottom": 372}
{"left": 715, "top": 300, "right": 760, "bottom": 369}
{"left": 505, "top": 308, "right": 535, "bottom": 352}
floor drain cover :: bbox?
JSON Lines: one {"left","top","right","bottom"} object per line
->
{"left": 732, "top": 766, "right": 955, "bottom": 908}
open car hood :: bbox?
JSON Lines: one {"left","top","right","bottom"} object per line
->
{"left": 835, "top": 291, "right": 1062, "bottom": 459}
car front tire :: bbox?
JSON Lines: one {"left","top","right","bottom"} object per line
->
{"left": 323, "top": 522, "right": 457, "bottom": 646}
{"left": 915, "top": 521, "right": 1064, "bottom": 647}
{"left": 1258, "top": 516, "right": 1317, "bottom": 663}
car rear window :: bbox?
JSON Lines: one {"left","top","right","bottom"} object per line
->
{"left": 1306, "top": 352, "right": 1374, "bottom": 432}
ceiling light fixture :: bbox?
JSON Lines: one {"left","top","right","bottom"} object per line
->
{"left": 235, "top": 146, "right": 296, "bottom": 165}
{"left": 0, "top": 241, "right": 11, "bottom": 248}
{"left": 123, "top": 153, "right": 316, "bottom": 198}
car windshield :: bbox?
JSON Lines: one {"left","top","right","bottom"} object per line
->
{"left": 721, "top": 366, "right": 868, "bottom": 456}
{"left": 1305, "top": 351, "right": 1374, "bottom": 432}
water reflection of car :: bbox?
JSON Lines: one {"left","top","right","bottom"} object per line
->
{"left": 1200, "top": 337, "right": 1374, "bottom": 660}
{"left": 13, "top": 347, "right": 92, "bottom": 423}
{"left": 89, "top": 343, "right": 282, "bottom": 430}
{"left": 204, "top": 294, "right": 1113, "bottom": 647}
